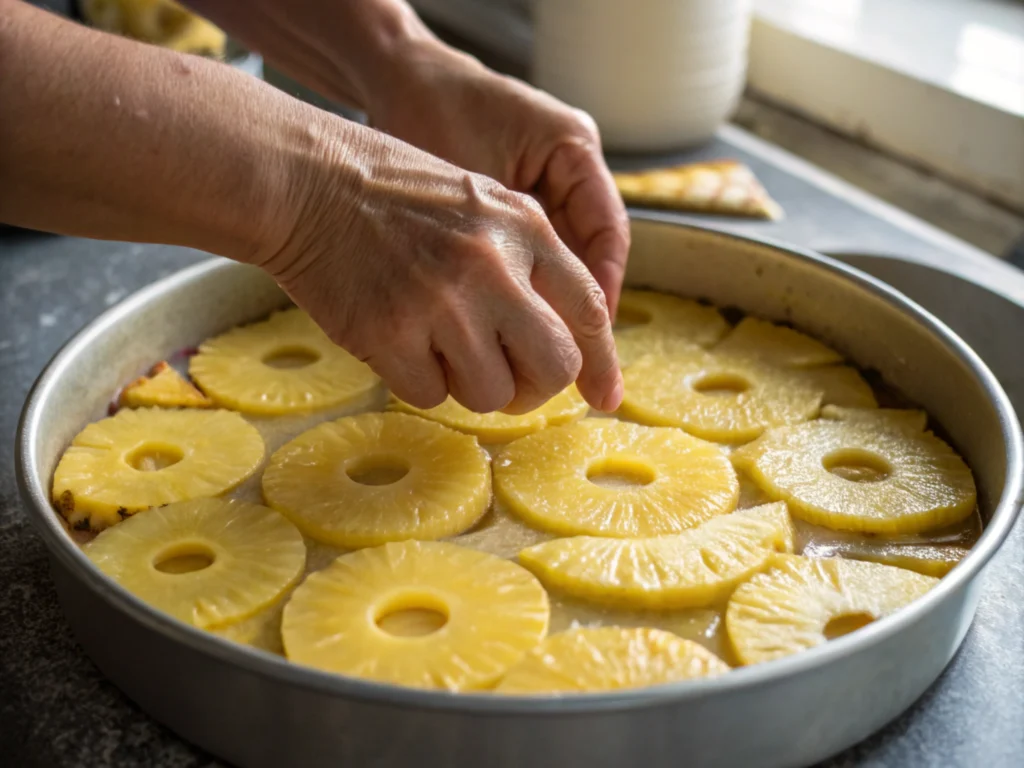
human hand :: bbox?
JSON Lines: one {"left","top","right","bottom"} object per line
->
{"left": 259, "top": 117, "right": 622, "bottom": 415}
{"left": 365, "top": 43, "right": 631, "bottom": 318}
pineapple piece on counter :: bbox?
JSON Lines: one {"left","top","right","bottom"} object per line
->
{"left": 494, "top": 418, "right": 738, "bottom": 538}
{"left": 496, "top": 627, "right": 729, "bottom": 694}
{"left": 518, "top": 503, "right": 794, "bottom": 609}
{"left": 282, "top": 541, "right": 549, "bottom": 691}
{"left": 119, "top": 361, "right": 212, "bottom": 409}
{"left": 84, "top": 498, "right": 305, "bottom": 629}
{"left": 619, "top": 349, "right": 823, "bottom": 443}
{"left": 820, "top": 405, "right": 927, "bottom": 432}
{"left": 189, "top": 309, "right": 379, "bottom": 415}
{"left": 52, "top": 408, "right": 264, "bottom": 530}
{"left": 389, "top": 386, "right": 588, "bottom": 443}
{"left": 262, "top": 412, "right": 490, "bottom": 548}
{"left": 713, "top": 317, "right": 843, "bottom": 369}
{"left": 81, "top": 0, "right": 227, "bottom": 57}
{"left": 612, "top": 161, "right": 784, "bottom": 221}
{"left": 795, "top": 366, "right": 879, "bottom": 409}
{"left": 731, "top": 419, "right": 976, "bottom": 534}
{"left": 726, "top": 555, "right": 937, "bottom": 665}
{"left": 614, "top": 289, "right": 729, "bottom": 367}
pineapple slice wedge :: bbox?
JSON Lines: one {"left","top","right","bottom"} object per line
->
{"left": 84, "top": 498, "right": 305, "bottom": 629}
{"left": 189, "top": 308, "right": 379, "bottom": 415}
{"left": 262, "top": 412, "right": 490, "bottom": 547}
{"left": 52, "top": 408, "right": 264, "bottom": 530}
{"left": 821, "top": 404, "right": 927, "bottom": 432}
{"left": 517, "top": 502, "right": 794, "bottom": 609}
{"left": 494, "top": 418, "right": 739, "bottom": 537}
{"left": 389, "top": 386, "right": 588, "bottom": 443}
{"left": 620, "top": 350, "right": 823, "bottom": 443}
{"left": 282, "top": 541, "right": 549, "bottom": 691}
{"left": 119, "top": 361, "right": 212, "bottom": 409}
{"left": 726, "top": 554, "right": 938, "bottom": 665}
{"left": 496, "top": 627, "right": 729, "bottom": 694}
{"left": 614, "top": 289, "right": 729, "bottom": 366}
{"left": 795, "top": 366, "right": 878, "bottom": 409}
{"left": 713, "top": 317, "right": 842, "bottom": 368}
{"left": 732, "top": 419, "right": 976, "bottom": 534}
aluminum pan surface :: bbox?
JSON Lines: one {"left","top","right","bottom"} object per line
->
{"left": 16, "top": 217, "right": 1024, "bottom": 717}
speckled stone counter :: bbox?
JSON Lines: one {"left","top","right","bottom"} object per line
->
{"left": 2, "top": 128, "right": 1023, "bottom": 767}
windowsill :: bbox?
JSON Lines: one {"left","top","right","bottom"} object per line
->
{"left": 748, "top": 0, "right": 1024, "bottom": 210}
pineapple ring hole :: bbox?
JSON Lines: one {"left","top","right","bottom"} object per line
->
{"left": 824, "top": 611, "right": 876, "bottom": 640}
{"left": 586, "top": 456, "right": 657, "bottom": 488}
{"left": 692, "top": 372, "right": 751, "bottom": 396}
{"left": 613, "top": 304, "right": 654, "bottom": 329}
{"left": 261, "top": 346, "right": 321, "bottom": 369}
{"left": 374, "top": 594, "right": 450, "bottom": 638}
{"left": 823, "top": 449, "right": 893, "bottom": 483}
{"left": 346, "top": 455, "right": 411, "bottom": 486}
{"left": 125, "top": 443, "right": 184, "bottom": 472}
{"left": 153, "top": 543, "right": 216, "bottom": 574}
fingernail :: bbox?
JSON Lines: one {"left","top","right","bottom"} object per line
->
{"left": 601, "top": 376, "right": 624, "bottom": 412}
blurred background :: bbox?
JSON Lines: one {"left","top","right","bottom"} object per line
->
{"left": 33, "top": 0, "right": 1024, "bottom": 262}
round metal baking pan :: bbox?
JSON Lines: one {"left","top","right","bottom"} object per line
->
{"left": 16, "top": 215, "right": 1024, "bottom": 768}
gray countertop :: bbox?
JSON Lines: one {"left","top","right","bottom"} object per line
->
{"left": 2, "top": 127, "right": 1023, "bottom": 767}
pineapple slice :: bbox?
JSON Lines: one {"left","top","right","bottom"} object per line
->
{"left": 821, "top": 405, "right": 927, "bottom": 432}
{"left": 619, "top": 350, "right": 823, "bottom": 443}
{"left": 796, "top": 366, "right": 878, "bottom": 408}
{"left": 281, "top": 541, "right": 549, "bottom": 691}
{"left": 713, "top": 317, "right": 842, "bottom": 368}
{"left": 726, "top": 555, "right": 937, "bottom": 665}
{"left": 389, "top": 386, "right": 588, "bottom": 443}
{"left": 52, "top": 408, "right": 264, "bottom": 530}
{"left": 189, "top": 308, "right": 379, "bottom": 415}
{"left": 802, "top": 540, "right": 967, "bottom": 578}
{"left": 494, "top": 418, "right": 738, "bottom": 537}
{"left": 119, "top": 361, "right": 212, "bottom": 409}
{"left": 518, "top": 503, "right": 794, "bottom": 609}
{"left": 84, "top": 498, "right": 305, "bottom": 629}
{"left": 496, "top": 627, "right": 729, "bottom": 694}
{"left": 262, "top": 412, "right": 490, "bottom": 547}
{"left": 732, "top": 419, "right": 976, "bottom": 534}
{"left": 614, "top": 289, "right": 728, "bottom": 366}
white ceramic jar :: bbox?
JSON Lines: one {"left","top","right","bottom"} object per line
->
{"left": 532, "top": 0, "right": 752, "bottom": 150}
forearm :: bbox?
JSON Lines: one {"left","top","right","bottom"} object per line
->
{"left": 183, "top": 0, "right": 479, "bottom": 118}
{"left": 0, "top": 1, "right": 346, "bottom": 262}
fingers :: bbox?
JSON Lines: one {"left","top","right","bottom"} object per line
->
{"left": 433, "top": 310, "right": 516, "bottom": 413}
{"left": 538, "top": 139, "right": 630, "bottom": 318}
{"left": 496, "top": 290, "right": 582, "bottom": 415}
{"left": 529, "top": 231, "right": 623, "bottom": 412}
{"left": 359, "top": 341, "right": 448, "bottom": 411}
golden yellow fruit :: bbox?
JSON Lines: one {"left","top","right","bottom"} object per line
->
{"left": 262, "top": 412, "right": 490, "bottom": 547}
{"left": 614, "top": 289, "right": 728, "bottom": 366}
{"left": 518, "top": 502, "right": 794, "bottom": 609}
{"left": 726, "top": 555, "right": 937, "bottom": 665}
{"left": 713, "top": 317, "right": 842, "bottom": 368}
{"left": 119, "top": 361, "right": 212, "bottom": 409}
{"left": 796, "top": 366, "right": 878, "bottom": 408}
{"left": 189, "top": 309, "right": 379, "bottom": 415}
{"left": 84, "top": 498, "right": 305, "bottom": 629}
{"left": 803, "top": 540, "right": 967, "bottom": 578}
{"left": 389, "top": 386, "right": 588, "bottom": 442}
{"left": 732, "top": 419, "right": 976, "bottom": 534}
{"left": 619, "top": 350, "right": 823, "bottom": 443}
{"left": 496, "top": 627, "right": 729, "bottom": 694}
{"left": 52, "top": 408, "right": 264, "bottom": 530}
{"left": 820, "top": 405, "right": 927, "bottom": 432}
{"left": 494, "top": 418, "right": 738, "bottom": 537}
{"left": 282, "top": 541, "right": 549, "bottom": 691}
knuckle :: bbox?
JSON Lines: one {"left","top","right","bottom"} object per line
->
{"left": 569, "top": 108, "right": 601, "bottom": 143}
{"left": 573, "top": 286, "right": 611, "bottom": 338}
